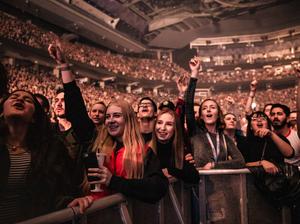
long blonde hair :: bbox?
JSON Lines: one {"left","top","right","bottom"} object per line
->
{"left": 92, "top": 100, "right": 145, "bottom": 179}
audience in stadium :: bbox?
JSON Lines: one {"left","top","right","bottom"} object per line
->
{"left": 2, "top": 6, "right": 300, "bottom": 221}
{"left": 1, "top": 10, "right": 299, "bottom": 83}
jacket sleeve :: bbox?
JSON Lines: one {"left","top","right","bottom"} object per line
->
{"left": 63, "top": 81, "right": 95, "bottom": 143}
{"left": 214, "top": 135, "right": 245, "bottom": 169}
{"left": 108, "top": 150, "right": 168, "bottom": 203}
{"left": 167, "top": 159, "right": 199, "bottom": 184}
{"left": 185, "top": 77, "right": 198, "bottom": 137}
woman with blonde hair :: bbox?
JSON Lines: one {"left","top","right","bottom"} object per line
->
{"left": 48, "top": 42, "right": 168, "bottom": 208}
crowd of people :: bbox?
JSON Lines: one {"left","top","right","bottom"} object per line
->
{"left": 1, "top": 9, "right": 299, "bottom": 84}
{"left": 4, "top": 62, "right": 296, "bottom": 120}
{"left": 1, "top": 49, "right": 300, "bottom": 223}
{"left": 0, "top": 10, "right": 186, "bottom": 82}
{"left": 199, "top": 64, "right": 299, "bottom": 83}
{"left": 2, "top": 7, "right": 300, "bottom": 224}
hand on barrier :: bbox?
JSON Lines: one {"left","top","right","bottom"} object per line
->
{"left": 68, "top": 196, "right": 93, "bottom": 214}
{"left": 260, "top": 160, "right": 279, "bottom": 174}
{"left": 88, "top": 166, "right": 112, "bottom": 186}
{"left": 200, "top": 162, "right": 215, "bottom": 170}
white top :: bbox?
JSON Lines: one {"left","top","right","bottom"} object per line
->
{"left": 285, "top": 129, "right": 300, "bottom": 166}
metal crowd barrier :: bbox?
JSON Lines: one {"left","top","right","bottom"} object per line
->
{"left": 198, "top": 169, "right": 291, "bottom": 224}
{"left": 17, "top": 193, "right": 132, "bottom": 224}
{"left": 17, "top": 169, "right": 292, "bottom": 224}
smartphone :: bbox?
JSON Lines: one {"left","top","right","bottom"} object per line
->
{"left": 83, "top": 152, "right": 100, "bottom": 182}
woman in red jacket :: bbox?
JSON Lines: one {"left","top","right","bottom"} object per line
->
{"left": 48, "top": 41, "right": 168, "bottom": 211}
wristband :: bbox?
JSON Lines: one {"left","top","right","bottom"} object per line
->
{"left": 57, "top": 63, "right": 71, "bottom": 71}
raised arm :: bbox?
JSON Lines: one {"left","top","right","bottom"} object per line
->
{"left": 245, "top": 79, "right": 257, "bottom": 116}
{"left": 175, "top": 74, "right": 189, "bottom": 129}
{"left": 185, "top": 57, "right": 201, "bottom": 137}
{"left": 48, "top": 41, "right": 95, "bottom": 142}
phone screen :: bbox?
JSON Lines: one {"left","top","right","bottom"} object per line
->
{"left": 83, "top": 152, "right": 100, "bottom": 182}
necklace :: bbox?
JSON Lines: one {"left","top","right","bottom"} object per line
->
{"left": 6, "top": 143, "right": 28, "bottom": 153}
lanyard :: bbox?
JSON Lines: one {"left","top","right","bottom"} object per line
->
{"left": 206, "top": 132, "right": 220, "bottom": 162}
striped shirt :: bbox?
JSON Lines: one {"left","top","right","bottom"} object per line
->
{"left": 0, "top": 151, "right": 31, "bottom": 224}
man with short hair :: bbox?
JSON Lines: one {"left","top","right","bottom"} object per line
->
{"left": 53, "top": 89, "right": 72, "bottom": 132}
{"left": 52, "top": 88, "right": 84, "bottom": 196}
{"left": 289, "top": 110, "right": 297, "bottom": 131}
{"left": 89, "top": 101, "right": 106, "bottom": 128}
{"left": 270, "top": 103, "right": 300, "bottom": 166}
{"left": 137, "top": 97, "right": 157, "bottom": 143}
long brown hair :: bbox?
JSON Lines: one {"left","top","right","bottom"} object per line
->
{"left": 151, "top": 109, "right": 184, "bottom": 169}
{"left": 198, "top": 99, "right": 225, "bottom": 132}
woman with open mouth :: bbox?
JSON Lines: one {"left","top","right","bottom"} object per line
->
{"left": 185, "top": 57, "right": 245, "bottom": 169}
{"left": 0, "top": 90, "right": 77, "bottom": 223}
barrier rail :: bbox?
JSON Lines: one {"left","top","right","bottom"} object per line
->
{"left": 17, "top": 193, "right": 132, "bottom": 224}
{"left": 17, "top": 169, "right": 292, "bottom": 224}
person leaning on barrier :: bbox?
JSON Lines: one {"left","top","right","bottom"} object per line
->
{"left": 243, "top": 111, "right": 300, "bottom": 223}
{"left": 185, "top": 56, "right": 245, "bottom": 169}
{"left": 48, "top": 41, "right": 168, "bottom": 210}
{"left": 0, "top": 90, "right": 82, "bottom": 223}
{"left": 150, "top": 108, "right": 199, "bottom": 184}
{"left": 244, "top": 111, "right": 294, "bottom": 172}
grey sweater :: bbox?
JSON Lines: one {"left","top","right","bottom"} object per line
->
{"left": 185, "top": 77, "right": 245, "bottom": 168}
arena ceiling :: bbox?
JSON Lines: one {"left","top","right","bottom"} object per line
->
{"left": 2, "top": 0, "right": 300, "bottom": 53}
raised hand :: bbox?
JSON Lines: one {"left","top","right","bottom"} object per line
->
{"left": 225, "top": 96, "right": 235, "bottom": 105}
{"left": 48, "top": 40, "right": 66, "bottom": 65}
{"left": 189, "top": 56, "right": 201, "bottom": 77}
{"left": 177, "top": 74, "right": 189, "bottom": 95}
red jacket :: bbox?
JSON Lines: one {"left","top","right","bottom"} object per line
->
{"left": 91, "top": 146, "right": 127, "bottom": 200}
